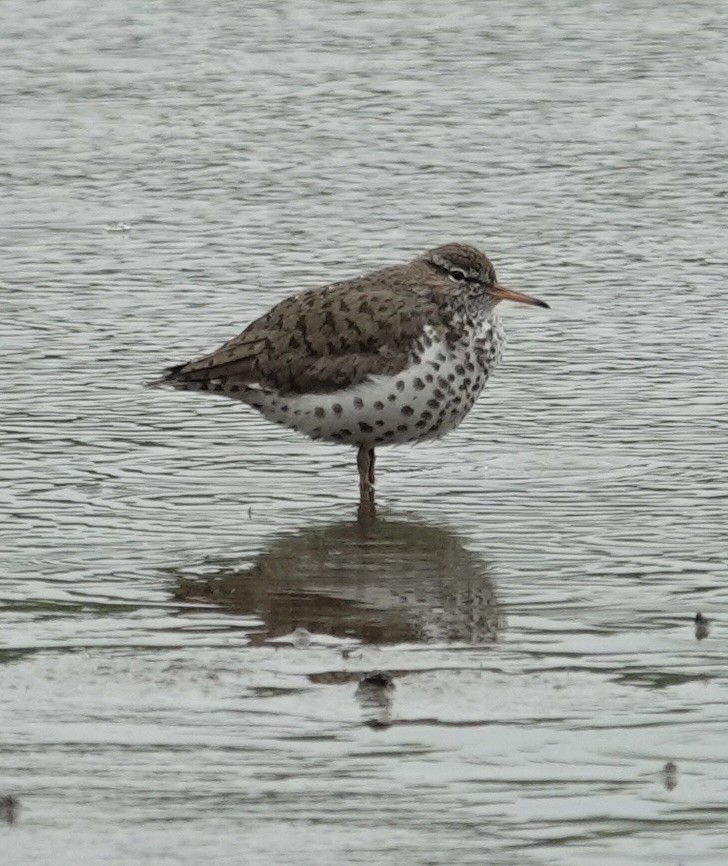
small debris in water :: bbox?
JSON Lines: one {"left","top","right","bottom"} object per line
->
{"left": 358, "top": 671, "right": 394, "bottom": 689}
{"left": 0, "top": 795, "right": 19, "bottom": 825}
{"left": 364, "top": 717, "right": 392, "bottom": 730}
{"left": 355, "top": 671, "right": 395, "bottom": 728}
{"left": 103, "top": 222, "right": 132, "bottom": 232}
{"left": 661, "top": 761, "right": 678, "bottom": 791}
{"left": 291, "top": 626, "right": 312, "bottom": 648}
{"left": 341, "top": 647, "right": 363, "bottom": 661}
{"left": 694, "top": 612, "right": 710, "bottom": 640}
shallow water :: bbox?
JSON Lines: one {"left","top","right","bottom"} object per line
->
{"left": 2, "top": 0, "right": 728, "bottom": 862}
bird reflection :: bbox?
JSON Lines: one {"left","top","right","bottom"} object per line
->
{"left": 172, "top": 518, "right": 502, "bottom": 645}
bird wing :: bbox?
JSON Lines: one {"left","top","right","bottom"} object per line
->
{"left": 160, "top": 266, "right": 445, "bottom": 395}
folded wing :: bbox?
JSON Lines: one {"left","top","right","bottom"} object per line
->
{"left": 158, "top": 268, "right": 444, "bottom": 396}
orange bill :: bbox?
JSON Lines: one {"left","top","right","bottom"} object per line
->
{"left": 492, "top": 284, "right": 550, "bottom": 308}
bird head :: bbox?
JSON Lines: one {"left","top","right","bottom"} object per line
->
{"left": 423, "top": 243, "right": 549, "bottom": 310}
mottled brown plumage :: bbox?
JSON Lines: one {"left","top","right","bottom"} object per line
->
{"left": 164, "top": 257, "right": 458, "bottom": 396}
{"left": 155, "top": 243, "right": 549, "bottom": 520}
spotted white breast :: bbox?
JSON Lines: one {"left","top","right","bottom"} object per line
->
{"left": 237, "top": 318, "right": 505, "bottom": 447}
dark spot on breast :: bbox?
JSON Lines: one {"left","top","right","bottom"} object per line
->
{"left": 397, "top": 424, "right": 409, "bottom": 433}
{"left": 436, "top": 352, "right": 447, "bottom": 363}
{"left": 353, "top": 397, "right": 364, "bottom": 409}
{"left": 387, "top": 394, "right": 397, "bottom": 402}
{"left": 415, "top": 420, "right": 427, "bottom": 429}
{"left": 433, "top": 389, "right": 444, "bottom": 400}
{"left": 339, "top": 428, "right": 352, "bottom": 436}
{"left": 373, "top": 400, "right": 384, "bottom": 410}
{"left": 427, "top": 399, "right": 439, "bottom": 409}
{"left": 425, "top": 374, "right": 434, "bottom": 383}
{"left": 359, "top": 422, "right": 373, "bottom": 433}
{"left": 280, "top": 405, "right": 289, "bottom": 412}
{"left": 332, "top": 403, "right": 343, "bottom": 414}
{"left": 383, "top": 429, "right": 395, "bottom": 438}
{"left": 447, "top": 373, "right": 456, "bottom": 382}
{"left": 375, "top": 419, "right": 384, "bottom": 427}
{"left": 429, "top": 362, "right": 441, "bottom": 372}
{"left": 293, "top": 409, "right": 301, "bottom": 416}
{"left": 396, "top": 380, "right": 405, "bottom": 392}
{"left": 314, "top": 407, "right": 325, "bottom": 418}
{"left": 420, "top": 410, "right": 433, "bottom": 421}
{"left": 401, "top": 405, "right": 414, "bottom": 416}
{"left": 413, "top": 377, "right": 425, "bottom": 391}
{"left": 455, "top": 364, "right": 465, "bottom": 376}
{"left": 437, "top": 377, "right": 449, "bottom": 389}
{"left": 330, "top": 432, "right": 342, "bottom": 440}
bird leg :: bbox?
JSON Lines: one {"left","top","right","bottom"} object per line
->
{"left": 357, "top": 445, "right": 376, "bottom": 521}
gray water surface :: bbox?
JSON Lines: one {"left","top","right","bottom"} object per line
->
{"left": 2, "top": 0, "right": 728, "bottom": 863}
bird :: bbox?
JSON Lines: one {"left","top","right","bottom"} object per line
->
{"left": 153, "top": 242, "right": 549, "bottom": 520}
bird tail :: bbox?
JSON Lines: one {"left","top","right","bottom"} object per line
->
{"left": 146, "top": 362, "right": 219, "bottom": 392}
{"left": 146, "top": 362, "right": 254, "bottom": 398}
{"left": 146, "top": 362, "right": 187, "bottom": 389}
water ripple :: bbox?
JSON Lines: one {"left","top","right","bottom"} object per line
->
{"left": 2, "top": 0, "right": 728, "bottom": 863}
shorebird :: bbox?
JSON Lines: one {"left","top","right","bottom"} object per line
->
{"left": 154, "top": 243, "right": 548, "bottom": 520}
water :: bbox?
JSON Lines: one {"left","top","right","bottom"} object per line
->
{"left": 2, "top": 0, "right": 727, "bottom": 862}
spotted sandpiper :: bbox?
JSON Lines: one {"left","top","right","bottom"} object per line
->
{"left": 154, "top": 243, "right": 549, "bottom": 520}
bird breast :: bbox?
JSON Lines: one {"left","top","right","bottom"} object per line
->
{"left": 246, "top": 318, "right": 505, "bottom": 448}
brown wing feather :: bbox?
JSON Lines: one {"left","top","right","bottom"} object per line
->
{"left": 161, "top": 261, "right": 448, "bottom": 395}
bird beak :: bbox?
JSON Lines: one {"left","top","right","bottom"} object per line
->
{"left": 492, "top": 284, "right": 550, "bottom": 309}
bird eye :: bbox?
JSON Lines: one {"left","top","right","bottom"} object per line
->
{"left": 450, "top": 269, "right": 466, "bottom": 281}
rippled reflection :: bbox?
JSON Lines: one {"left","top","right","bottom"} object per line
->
{"left": 172, "top": 518, "right": 502, "bottom": 645}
